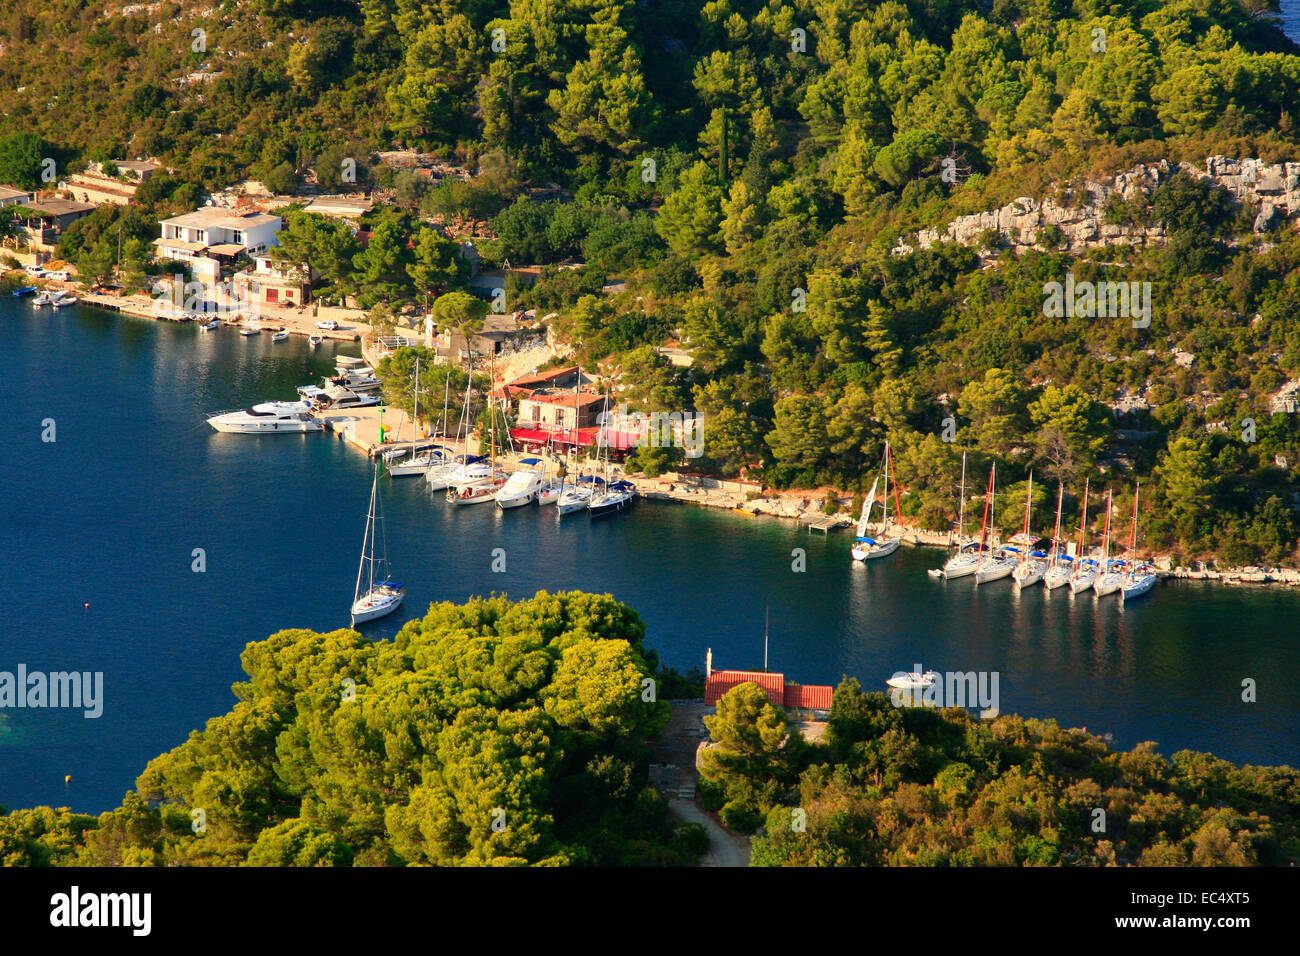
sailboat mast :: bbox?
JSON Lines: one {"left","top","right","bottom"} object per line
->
{"left": 977, "top": 464, "right": 993, "bottom": 568}
{"left": 1020, "top": 470, "right": 1033, "bottom": 564}
{"left": 882, "top": 442, "right": 890, "bottom": 529}
{"left": 1101, "top": 489, "right": 1113, "bottom": 569}
{"left": 411, "top": 356, "right": 420, "bottom": 452}
{"left": 1075, "top": 478, "right": 1090, "bottom": 576}
{"left": 957, "top": 450, "right": 966, "bottom": 541}
{"left": 354, "top": 468, "right": 377, "bottom": 606}
{"left": 1129, "top": 483, "right": 1140, "bottom": 575}
{"left": 1051, "top": 482, "right": 1063, "bottom": 567}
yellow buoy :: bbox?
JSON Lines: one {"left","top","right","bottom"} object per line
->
{"left": 64, "top": 775, "right": 71, "bottom": 784}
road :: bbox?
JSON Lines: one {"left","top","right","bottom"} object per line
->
{"left": 668, "top": 797, "right": 750, "bottom": 868}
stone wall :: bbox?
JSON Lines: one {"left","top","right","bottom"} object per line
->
{"left": 907, "top": 156, "right": 1300, "bottom": 255}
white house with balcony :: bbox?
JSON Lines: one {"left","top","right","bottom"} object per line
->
{"left": 154, "top": 207, "right": 281, "bottom": 281}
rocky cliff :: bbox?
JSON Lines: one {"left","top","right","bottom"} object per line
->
{"left": 905, "top": 157, "right": 1300, "bottom": 255}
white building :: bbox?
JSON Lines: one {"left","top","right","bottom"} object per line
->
{"left": 154, "top": 207, "right": 281, "bottom": 280}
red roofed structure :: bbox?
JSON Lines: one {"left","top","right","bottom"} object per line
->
{"left": 703, "top": 650, "right": 834, "bottom": 714}
{"left": 705, "top": 670, "right": 785, "bottom": 707}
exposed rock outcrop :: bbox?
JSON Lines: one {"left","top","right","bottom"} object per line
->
{"left": 912, "top": 157, "right": 1300, "bottom": 254}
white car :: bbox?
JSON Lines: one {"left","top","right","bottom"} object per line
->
{"left": 44, "top": 270, "right": 70, "bottom": 281}
{"left": 25, "top": 265, "right": 46, "bottom": 277}
{"left": 315, "top": 319, "right": 339, "bottom": 330}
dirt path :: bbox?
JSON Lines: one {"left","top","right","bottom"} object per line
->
{"left": 668, "top": 797, "right": 750, "bottom": 868}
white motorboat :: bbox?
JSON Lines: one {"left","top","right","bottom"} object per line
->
{"left": 424, "top": 459, "right": 462, "bottom": 491}
{"left": 851, "top": 442, "right": 902, "bottom": 561}
{"left": 272, "top": 330, "right": 289, "bottom": 343}
{"left": 308, "top": 334, "right": 324, "bottom": 348}
{"left": 886, "top": 669, "right": 939, "bottom": 690}
{"left": 312, "top": 386, "right": 380, "bottom": 410}
{"left": 239, "top": 326, "right": 260, "bottom": 336}
{"left": 448, "top": 472, "right": 508, "bottom": 504}
{"left": 207, "top": 402, "right": 322, "bottom": 433}
{"left": 32, "top": 290, "right": 57, "bottom": 306}
{"left": 51, "top": 293, "right": 78, "bottom": 308}
{"left": 496, "top": 461, "right": 543, "bottom": 508}
{"left": 200, "top": 319, "right": 221, "bottom": 331}
{"left": 351, "top": 465, "right": 404, "bottom": 626}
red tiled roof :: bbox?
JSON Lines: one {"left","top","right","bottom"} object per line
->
{"left": 524, "top": 392, "right": 604, "bottom": 407}
{"left": 508, "top": 365, "right": 580, "bottom": 388}
{"left": 705, "top": 671, "right": 785, "bottom": 707}
{"left": 783, "top": 683, "right": 834, "bottom": 710}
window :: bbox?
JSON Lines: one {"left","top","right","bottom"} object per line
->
{"left": 266, "top": 289, "right": 278, "bottom": 303}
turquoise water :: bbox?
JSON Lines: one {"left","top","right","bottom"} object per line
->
{"left": 2, "top": 299, "right": 1299, "bottom": 813}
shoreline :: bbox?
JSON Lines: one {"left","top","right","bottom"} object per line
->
{"left": 56, "top": 292, "right": 1300, "bottom": 592}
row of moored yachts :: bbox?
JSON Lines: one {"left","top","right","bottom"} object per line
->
{"left": 851, "top": 445, "right": 1157, "bottom": 602}
{"left": 205, "top": 356, "right": 383, "bottom": 433}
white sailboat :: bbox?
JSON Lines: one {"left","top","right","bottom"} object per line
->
{"left": 350, "top": 465, "right": 405, "bottom": 626}
{"left": 1011, "top": 470, "right": 1048, "bottom": 588}
{"left": 1069, "top": 479, "right": 1098, "bottom": 594}
{"left": 588, "top": 392, "right": 635, "bottom": 517}
{"left": 974, "top": 463, "right": 1015, "bottom": 584}
{"left": 939, "top": 451, "right": 985, "bottom": 579}
{"left": 1042, "top": 482, "right": 1072, "bottom": 590}
{"left": 851, "top": 441, "right": 901, "bottom": 561}
{"left": 447, "top": 366, "right": 506, "bottom": 504}
{"left": 1121, "top": 483, "right": 1157, "bottom": 601}
{"left": 1093, "top": 489, "right": 1123, "bottom": 597}
{"left": 389, "top": 359, "right": 447, "bottom": 476}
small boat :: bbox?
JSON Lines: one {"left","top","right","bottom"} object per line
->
{"left": 272, "top": 330, "right": 289, "bottom": 343}
{"left": 200, "top": 318, "right": 221, "bottom": 331}
{"left": 309, "top": 334, "right": 324, "bottom": 348}
{"left": 536, "top": 480, "right": 562, "bottom": 506}
{"left": 588, "top": 479, "right": 636, "bottom": 516}
{"left": 51, "top": 293, "right": 77, "bottom": 308}
{"left": 1120, "top": 484, "right": 1156, "bottom": 602}
{"left": 32, "top": 290, "right": 57, "bottom": 306}
{"left": 448, "top": 472, "right": 508, "bottom": 504}
{"left": 939, "top": 452, "right": 979, "bottom": 578}
{"left": 886, "top": 669, "right": 939, "bottom": 690}
{"left": 1070, "top": 558, "right": 1100, "bottom": 594}
{"left": 240, "top": 326, "right": 260, "bottom": 336}
{"left": 1092, "top": 489, "right": 1123, "bottom": 597}
{"left": 207, "top": 402, "right": 322, "bottom": 433}
{"left": 312, "top": 386, "right": 380, "bottom": 410}
{"left": 1010, "top": 471, "right": 1048, "bottom": 588}
{"left": 351, "top": 465, "right": 405, "bottom": 626}
{"left": 732, "top": 506, "right": 758, "bottom": 517}
{"left": 557, "top": 480, "right": 595, "bottom": 515}
{"left": 12, "top": 286, "right": 37, "bottom": 297}
{"left": 496, "top": 459, "right": 544, "bottom": 508}
{"left": 851, "top": 441, "right": 902, "bottom": 561}
{"left": 973, "top": 463, "right": 1015, "bottom": 584}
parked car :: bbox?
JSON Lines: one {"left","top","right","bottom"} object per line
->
{"left": 44, "top": 270, "right": 70, "bottom": 281}
{"left": 25, "top": 265, "right": 46, "bottom": 277}
{"left": 316, "top": 319, "right": 339, "bottom": 330}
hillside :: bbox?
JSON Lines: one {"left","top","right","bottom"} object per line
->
{"left": 2, "top": 1, "right": 1300, "bottom": 563}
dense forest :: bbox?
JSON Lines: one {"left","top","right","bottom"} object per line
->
{"left": 0, "top": 592, "right": 708, "bottom": 866}
{"left": 702, "top": 680, "right": 1300, "bottom": 865}
{"left": 2, "top": 1, "right": 1300, "bottom": 562}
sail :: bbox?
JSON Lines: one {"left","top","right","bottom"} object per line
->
{"left": 856, "top": 478, "right": 879, "bottom": 537}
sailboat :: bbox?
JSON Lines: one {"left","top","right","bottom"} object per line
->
{"left": 1069, "top": 479, "right": 1099, "bottom": 594}
{"left": 851, "top": 441, "right": 902, "bottom": 561}
{"left": 448, "top": 369, "right": 508, "bottom": 504}
{"left": 1042, "top": 482, "right": 1072, "bottom": 590}
{"left": 1121, "top": 482, "right": 1157, "bottom": 601}
{"left": 1093, "top": 489, "right": 1124, "bottom": 597}
{"left": 390, "top": 357, "right": 446, "bottom": 476}
{"left": 350, "top": 465, "right": 405, "bottom": 626}
{"left": 974, "top": 463, "right": 1015, "bottom": 584}
{"left": 588, "top": 392, "right": 636, "bottom": 517}
{"left": 939, "top": 451, "right": 985, "bottom": 579}
{"left": 1011, "top": 470, "right": 1048, "bottom": 588}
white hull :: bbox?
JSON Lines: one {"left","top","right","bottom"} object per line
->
{"left": 588, "top": 491, "right": 634, "bottom": 516}
{"left": 941, "top": 552, "right": 981, "bottom": 579}
{"left": 537, "top": 483, "right": 561, "bottom": 506}
{"left": 388, "top": 454, "right": 440, "bottom": 477}
{"left": 449, "top": 477, "right": 507, "bottom": 504}
{"left": 851, "top": 536, "right": 900, "bottom": 561}
{"left": 1093, "top": 572, "right": 1123, "bottom": 597}
{"left": 974, "top": 558, "right": 1015, "bottom": 584}
{"left": 1121, "top": 573, "right": 1156, "bottom": 601}
{"left": 1042, "top": 565, "right": 1072, "bottom": 590}
{"left": 351, "top": 588, "right": 403, "bottom": 625}
{"left": 557, "top": 490, "right": 592, "bottom": 514}
{"left": 1012, "top": 559, "right": 1048, "bottom": 588}
{"left": 497, "top": 491, "right": 537, "bottom": 508}
{"left": 424, "top": 463, "right": 460, "bottom": 490}
{"left": 208, "top": 419, "right": 322, "bottom": 433}
{"left": 1070, "top": 568, "right": 1098, "bottom": 594}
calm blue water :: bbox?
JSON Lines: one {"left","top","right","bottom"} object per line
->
{"left": 1285, "top": 0, "right": 1300, "bottom": 44}
{"left": 2, "top": 299, "right": 1300, "bottom": 814}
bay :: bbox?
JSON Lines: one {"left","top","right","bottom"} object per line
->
{"left": 1, "top": 298, "right": 1297, "bottom": 814}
